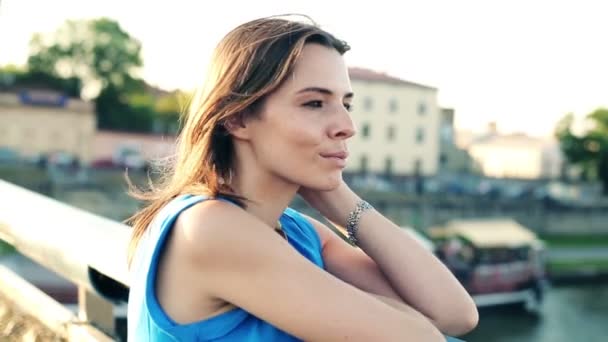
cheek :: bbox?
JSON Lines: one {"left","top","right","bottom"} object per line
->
{"left": 260, "top": 128, "right": 321, "bottom": 176}
{"left": 284, "top": 131, "right": 322, "bottom": 166}
{"left": 256, "top": 109, "right": 326, "bottom": 166}
{"left": 270, "top": 132, "right": 319, "bottom": 164}
{"left": 282, "top": 118, "right": 324, "bottom": 148}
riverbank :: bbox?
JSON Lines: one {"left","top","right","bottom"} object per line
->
{"left": 547, "top": 257, "right": 608, "bottom": 285}
{"left": 543, "top": 237, "right": 608, "bottom": 284}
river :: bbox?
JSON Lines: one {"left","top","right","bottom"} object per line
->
{"left": 463, "top": 284, "right": 608, "bottom": 342}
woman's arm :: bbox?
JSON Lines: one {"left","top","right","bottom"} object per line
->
{"left": 369, "top": 293, "right": 467, "bottom": 341}
{"left": 176, "top": 200, "right": 444, "bottom": 342}
{"left": 299, "top": 181, "right": 479, "bottom": 336}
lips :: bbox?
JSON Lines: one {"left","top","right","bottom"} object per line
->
{"left": 320, "top": 151, "right": 349, "bottom": 159}
{"left": 320, "top": 150, "right": 349, "bottom": 168}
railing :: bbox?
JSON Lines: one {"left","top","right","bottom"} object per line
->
{"left": 0, "top": 179, "right": 131, "bottom": 341}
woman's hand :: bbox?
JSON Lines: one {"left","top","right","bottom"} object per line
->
{"left": 300, "top": 181, "right": 479, "bottom": 336}
{"left": 297, "top": 180, "right": 362, "bottom": 227}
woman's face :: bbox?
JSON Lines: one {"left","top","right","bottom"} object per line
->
{"left": 240, "top": 43, "right": 356, "bottom": 191}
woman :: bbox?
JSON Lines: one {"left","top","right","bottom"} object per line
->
{"left": 126, "top": 15, "right": 478, "bottom": 341}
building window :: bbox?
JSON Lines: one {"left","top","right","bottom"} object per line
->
{"left": 361, "top": 123, "right": 370, "bottom": 138}
{"left": 364, "top": 97, "right": 373, "bottom": 111}
{"left": 385, "top": 157, "right": 393, "bottom": 176}
{"left": 418, "top": 101, "right": 426, "bottom": 115}
{"left": 387, "top": 126, "right": 396, "bottom": 141}
{"left": 416, "top": 127, "right": 425, "bottom": 143}
{"left": 439, "top": 153, "right": 448, "bottom": 166}
{"left": 360, "top": 155, "right": 368, "bottom": 174}
{"left": 389, "top": 98, "right": 398, "bottom": 113}
{"left": 414, "top": 158, "right": 423, "bottom": 175}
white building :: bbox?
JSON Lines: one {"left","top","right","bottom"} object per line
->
{"left": 467, "top": 132, "right": 564, "bottom": 180}
{"left": 346, "top": 67, "right": 441, "bottom": 178}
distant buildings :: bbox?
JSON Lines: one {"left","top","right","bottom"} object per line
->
{"left": 438, "top": 108, "right": 476, "bottom": 175}
{"left": 345, "top": 67, "right": 441, "bottom": 178}
{"left": 93, "top": 130, "right": 176, "bottom": 162}
{"left": 466, "top": 123, "right": 564, "bottom": 180}
{"left": 0, "top": 69, "right": 472, "bottom": 183}
{"left": 0, "top": 90, "right": 95, "bottom": 164}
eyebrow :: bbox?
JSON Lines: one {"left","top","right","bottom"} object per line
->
{"left": 296, "top": 87, "right": 354, "bottom": 99}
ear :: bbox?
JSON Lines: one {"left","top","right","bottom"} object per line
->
{"left": 223, "top": 114, "right": 250, "bottom": 140}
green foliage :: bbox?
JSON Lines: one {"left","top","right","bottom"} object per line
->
{"left": 588, "top": 109, "right": 608, "bottom": 133}
{"left": 155, "top": 91, "right": 191, "bottom": 117}
{"left": 4, "top": 17, "right": 191, "bottom": 133}
{"left": 0, "top": 65, "right": 81, "bottom": 97}
{"left": 547, "top": 259, "right": 608, "bottom": 274}
{"left": 95, "top": 83, "right": 155, "bottom": 132}
{"left": 0, "top": 240, "right": 15, "bottom": 256}
{"left": 21, "top": 18, "right": 175, "bottom": 132}
{"left": 27, "top": 18, "right": 143, "bottom": 98}
{"left": 541, "top": 233, "right": 608, "bottom": 248}
{"left": 152, "top": 91, "right": 192, "bottom": 134}
{"left": 556, "top": 108, "right": 608, "bottom": 194}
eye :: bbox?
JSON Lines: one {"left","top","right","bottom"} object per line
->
{"left": 303, "top": 100, "right": 323, "bottom": 108}
{"left": 344, "top": 103, "right": 353, "bottom": 112}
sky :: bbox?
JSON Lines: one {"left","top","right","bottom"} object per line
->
{"left": 1, "top": 0, "right": 607, "bottom": 137}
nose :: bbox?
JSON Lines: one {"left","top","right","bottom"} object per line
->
{"left": 329, "top": 109, "right": 356, "bottom": 140}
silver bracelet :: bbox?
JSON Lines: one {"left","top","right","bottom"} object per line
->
{"left": 346, "top": 200, "right": 373, "bottom": 245}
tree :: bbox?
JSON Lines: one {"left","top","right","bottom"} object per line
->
{"left": 27, "top": 18, "right": 143, "bottom": 98}
{"left": 94, "top": 82, "right": 157, "bottom": 132}
{"left": 0, "top": 65, "right": 81, "bottom": 97}
{"left": 154, "top": 91, "right": 191, "bottom": 134}
{"left": 26, "top": 18, "right": 146, "bottom": 131}
{"left": 556, "top": 108, "right": 608, "bottom": 195}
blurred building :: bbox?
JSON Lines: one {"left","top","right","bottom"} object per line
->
{"left": 93, "top": 130, "right": 176, "bottom": 163}
{"left": 438, "top": 108, "right": 476, "bottom": 174}
{"left": 467, "top": 126, "right": 564, "bottom": 179}
{"left": 346, "top": 67, "right": 441, "bottom": 178}
{"left": 0, "top": 90, "right": 95, "bottom": 163}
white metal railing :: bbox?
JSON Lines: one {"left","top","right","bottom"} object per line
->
{"left": 0, "top": 179, "right": 131, "bottom": 340}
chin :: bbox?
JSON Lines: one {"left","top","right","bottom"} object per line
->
{"left": 313, "top": 172, "right": 343, "bottom": 191}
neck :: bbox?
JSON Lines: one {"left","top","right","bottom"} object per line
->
{"left": 229, "top": 164, "right": 298, "bottom": 229}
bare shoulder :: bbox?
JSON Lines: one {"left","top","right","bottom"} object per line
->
{"left": 172, "top": 199, "right": 261, "bottom": 264}
{"left": 175, "top": 199, "right": 242, "bottom": 241}
{"left": 172, "top": 199, "right": 295, "bottom": 275}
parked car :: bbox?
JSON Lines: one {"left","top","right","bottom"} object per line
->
{"left": 112, "top": 144, "right": 147, "bottom": 171}
{"left": 90, "top": 158, "right": 117, "bottom": 170}
{"left": 23, "top": 152, "right": 48, "bottom": 169}
{"left": 47, "top": 151, "right": 79, "bottom": 169}
{"left": 351, "top": 174, "right": 392, "bottom": 191}
{"left": 0, "top": 147, "right": 20, "bottom": 164}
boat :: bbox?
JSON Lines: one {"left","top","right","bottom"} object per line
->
{"left": 428, "top": 218, "right": 549, "bottom": 312}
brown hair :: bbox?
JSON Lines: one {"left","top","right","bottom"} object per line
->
{"left": 126, "top": 15, "right": 350, "bottom": 265}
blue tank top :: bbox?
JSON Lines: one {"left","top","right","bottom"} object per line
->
{"left": 127, "top": 194, "right": 324, "bottom": 341}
